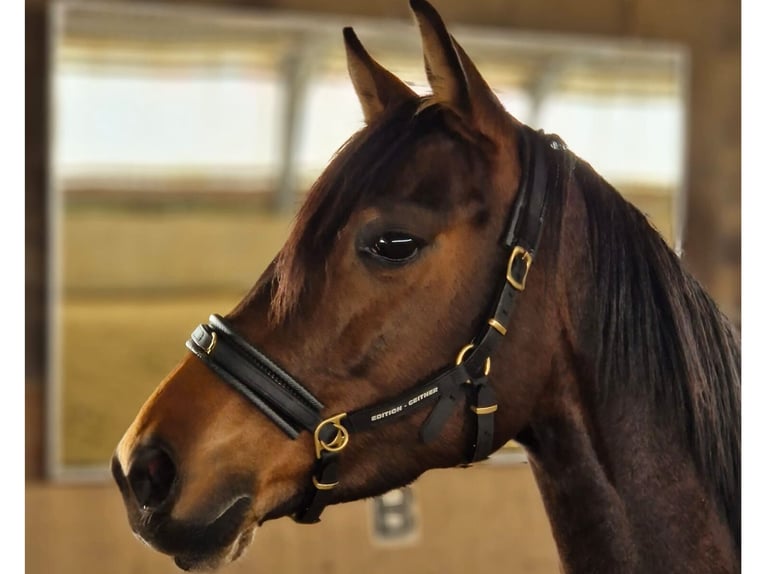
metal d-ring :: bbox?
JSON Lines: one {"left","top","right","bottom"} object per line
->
{"left": 313, "top": 413, "right": 349, "bottom": 459}
{"left": 455, "top": 343, "right": 491, "bottom": 379}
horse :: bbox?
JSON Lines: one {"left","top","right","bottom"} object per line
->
{"left": 111, "top": 1, "right": 741, "bottom": 572}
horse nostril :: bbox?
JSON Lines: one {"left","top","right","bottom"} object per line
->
{"left": 127, "top": 445, "right": 177, "bottom": 511}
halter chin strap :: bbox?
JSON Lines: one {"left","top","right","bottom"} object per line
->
{"left": 185, "top": 126, "right": 570, "bottom": 524}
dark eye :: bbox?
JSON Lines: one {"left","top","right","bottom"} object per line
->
{"left": 366, "top": 232, "right": 425, "bottom": 263}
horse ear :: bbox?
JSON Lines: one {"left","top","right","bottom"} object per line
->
{"left": 410, "top": 0, "right": 511, "bottom": 135}
{"left": 409, "top": 0, "right": 469, "bottom": 109}
{"left": 450, "top": 35, "right": 512, "bottom": 129}
{"left": 343, "top": 27, "right": 417, "bottom": 123}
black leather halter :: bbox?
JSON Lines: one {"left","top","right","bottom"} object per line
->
{"left": 186, "top": 126, "right": 569, "bottom": 524}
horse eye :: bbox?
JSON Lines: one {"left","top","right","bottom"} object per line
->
{"left": 367, "top": 232, "right": 425, "bottom": 263}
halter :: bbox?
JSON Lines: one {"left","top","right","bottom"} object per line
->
{"left": 186, "top": 126, "right": 568, "bottom": 524}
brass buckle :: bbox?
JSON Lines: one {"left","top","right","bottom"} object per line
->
{"left": 455, "top": 343, "right": 491, "bottom": 380}
{"left": 204, "top": 332, "right": 218, "bottom": 355}
{"left": 313, "top": 413, "right": 349, "bottom": 459}
{"left": 506, "top": 246, "right": 533, "bottom": 291}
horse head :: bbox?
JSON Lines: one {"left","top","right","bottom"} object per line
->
{"left": 111, "top": 1, "right": 740, "bottom": 572}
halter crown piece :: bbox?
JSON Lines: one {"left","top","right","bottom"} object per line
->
{"left": 186, "top": 126, "right": 569, "bottom": 523}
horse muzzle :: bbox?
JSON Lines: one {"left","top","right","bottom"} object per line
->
{"left": 111, "top": 450, "right": 255, "bottom": 570}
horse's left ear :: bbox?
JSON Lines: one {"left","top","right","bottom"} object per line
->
{"left": 410, "top": 0, "right": 510, "bottom": 134}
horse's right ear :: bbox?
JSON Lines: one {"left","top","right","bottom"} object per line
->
{"left": 410, "top": 0, "right": 514, "bottom": 139}
{"left": 344, "top": 27, "right": 418, "bottom": 123}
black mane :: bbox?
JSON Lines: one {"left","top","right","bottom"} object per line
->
{"left": 551, "top": 139, "right": 742, "bottom": 548}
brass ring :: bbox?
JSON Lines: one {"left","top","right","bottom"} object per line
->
{"left": 313, "top": 413, "right": 349, "bottom": 459}
{"left": 455, "top": 343, "right": 475, "bottom": 366}
{"left": 454, "top": 344, "right": 491, "bottom": 377}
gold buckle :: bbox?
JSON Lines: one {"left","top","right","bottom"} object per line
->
{"left": 313, "top": 413, "right": 349, "bottom": 459}
{"left": 204, "top": 332, "right": 218, "bottom": 355}
{"left": 455, "top": 343, "right": 491, "bottom": 379}
{"left": 470, "top": 404, "right": 498, "bottom": 415}
{"left": 506, "top": 246, "right": 533, "bottom": 291}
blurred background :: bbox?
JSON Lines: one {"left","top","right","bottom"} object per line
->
{"left": 25, "top": 0, "right": 740, "bottom": 573}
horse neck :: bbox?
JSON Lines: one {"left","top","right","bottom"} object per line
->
{"left": 522, "top": 383, "right": 738, "bottom": 574}
{"left": 509, "top": 181, "right": 739, "bottom": 574}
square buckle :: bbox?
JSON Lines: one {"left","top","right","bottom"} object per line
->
{"left": 506, "top": 245, "right": 533, "bottom": 291}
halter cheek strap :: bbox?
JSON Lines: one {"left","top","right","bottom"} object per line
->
{"left": 185, "top": 126, "right": 571, "bottom": 524}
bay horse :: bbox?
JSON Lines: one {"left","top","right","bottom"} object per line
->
{"left": 111, "top": 1, "right": 741, "bottom": 572}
